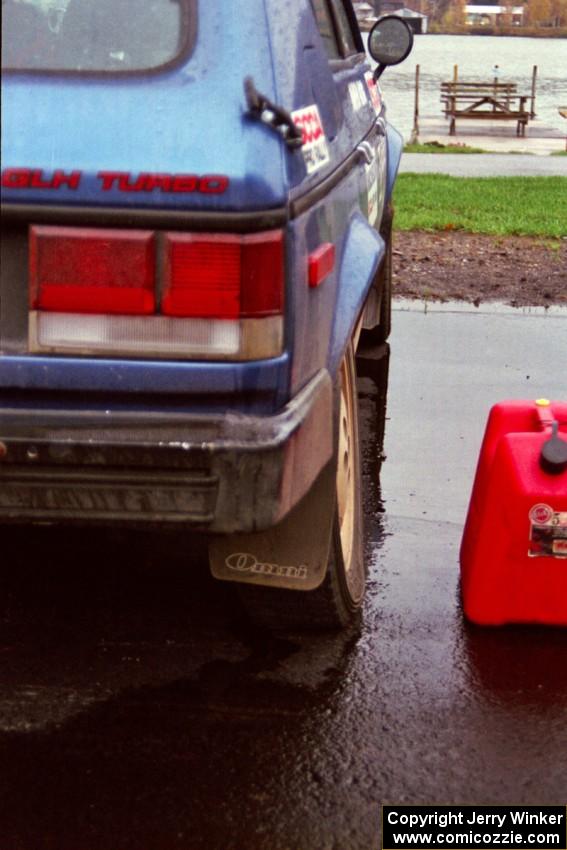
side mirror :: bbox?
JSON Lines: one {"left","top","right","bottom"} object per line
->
{"left": 368, "top": 15, "right": 414, "bottom": 80}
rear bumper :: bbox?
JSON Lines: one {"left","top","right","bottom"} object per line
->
{"left": 0, "top": 369, "right": 333, "bottom": 533}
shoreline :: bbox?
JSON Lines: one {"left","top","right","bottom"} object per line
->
{"left": 427, "top": 28, "right": 567, "bottom": 38}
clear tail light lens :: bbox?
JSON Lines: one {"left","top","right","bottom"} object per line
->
{"left": 32, "top": 314, "right": 240, "bottom": 357}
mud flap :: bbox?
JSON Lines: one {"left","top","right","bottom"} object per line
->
{"left": 208, "top": 459, "right": 336, "bottom": 591}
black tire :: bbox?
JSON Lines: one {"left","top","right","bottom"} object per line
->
{"left": 238, "top": 341, "right": 365, "bottom": 631}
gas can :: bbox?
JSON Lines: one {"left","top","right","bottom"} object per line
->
{"left": 460, "top": 399, "right": 567, "bottom": 625}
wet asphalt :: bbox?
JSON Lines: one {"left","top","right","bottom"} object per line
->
{"left": 1, "top": 304, "right": 566, "bottom": 850}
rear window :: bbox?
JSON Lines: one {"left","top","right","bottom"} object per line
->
{"left": 1, "top": 0, "right": 194, "bottom": 73}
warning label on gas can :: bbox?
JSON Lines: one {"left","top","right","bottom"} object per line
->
{"left": 529, "top": 504, "right": 567, "bottom": 559}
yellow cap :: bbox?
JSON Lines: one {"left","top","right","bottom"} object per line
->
{"left": 535, "top": 398, "right": 550, "bottom": 406}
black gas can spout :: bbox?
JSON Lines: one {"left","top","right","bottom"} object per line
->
{"left": 540, "top": 420, "right": 567, "bottom": 475}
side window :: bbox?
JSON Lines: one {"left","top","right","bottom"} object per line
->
{"left": 310, "top": 0, "right": 341, "bottom": 60}
{"left": 328, "top": 0, "right": 359, "bottom": 56}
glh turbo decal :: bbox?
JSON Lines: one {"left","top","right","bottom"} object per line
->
{"left": 1, "top": 168, "right": 229, "bottom": 194}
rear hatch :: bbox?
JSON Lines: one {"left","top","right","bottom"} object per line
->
{"left": 1, "top": 0, "right": 290, "bottom": 409}
{"left": 1, "top": 0, "right": 286, "bottom": 212}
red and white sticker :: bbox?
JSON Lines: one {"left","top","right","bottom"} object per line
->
{"left": 292, "top": 105, "right": 330, "bottom": 175}
{"left": 364, "top": 71, "right": 382, "bottom": 115}
{"left": 528, "top": 504, "right": 567, "bottom": 559}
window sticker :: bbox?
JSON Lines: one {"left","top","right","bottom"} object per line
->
{"left": 365, "top": 71, "right": 382, "bottom": 114}
{"left": 348, "top": 80, "right": 368, "bottom": 113}
{"left": 292, "top": 105, "right": 330, "bottom": 175}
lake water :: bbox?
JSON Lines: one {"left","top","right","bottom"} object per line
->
{"left": 367, "top": 34, "right": 567, "bottom": 141}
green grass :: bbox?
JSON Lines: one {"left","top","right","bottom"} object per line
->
{"left": 550, "top": 150, "right": 567, "bottom": 156}
{"left": 403, "top": 141, "right": 487, "bottom": 154}
{"left": 393, "top": 174, "right": 567, "bottom": 237}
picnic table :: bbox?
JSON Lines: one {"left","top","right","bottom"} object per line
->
{"left": 440, "top": 81, "right": 530, "bottom": 137}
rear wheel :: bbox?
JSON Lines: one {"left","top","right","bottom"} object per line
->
{"left": 236, "top": 340, "right": 365, "bottom": 630}
{"left": 331, "top": 339, "right": 365, "bottom": 614}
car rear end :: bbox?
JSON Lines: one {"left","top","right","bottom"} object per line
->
{"left": 0, "top": 0, "right": 334, "bottom": 534}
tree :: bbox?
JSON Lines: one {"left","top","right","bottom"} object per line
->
{"left": 441, "top": 0, "right": 466, "bottom": 27}
{"left": 549, "top": 0, "right": 567, "bottom": 25}
{"left": 498, "top": 0, "right": 514, "bottom": 26}
{"left": 526, "top": 0, "right": 553, "bottom": 24}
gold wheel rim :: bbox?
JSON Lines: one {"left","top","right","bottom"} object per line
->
{"left": 336, "top": 353, "right": 356, "bottom": 585}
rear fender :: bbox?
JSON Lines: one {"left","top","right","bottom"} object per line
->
{"left": 386, "top": 122, "right": 403, "bottom": 203}
{"left": 328, "top": 211, "right": 384, "bottom": 377}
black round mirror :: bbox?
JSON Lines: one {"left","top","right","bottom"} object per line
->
{"left": 368, "top": 15, "right": 414, "bottom": 69}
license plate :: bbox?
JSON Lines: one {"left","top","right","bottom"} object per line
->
{"left": 0, "top": 476, "right": 217, "bottom": 522}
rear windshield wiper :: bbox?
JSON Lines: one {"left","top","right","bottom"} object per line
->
{"left": 244, "top": 77, "right": 303, "bottom": 149}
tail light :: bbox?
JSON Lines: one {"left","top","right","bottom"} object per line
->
{"left": 163, "top": 232, "right": 284, "bottom": 318}
{"left": 30, "top": 226, "right": 155, "bottom": 314}
{"left": 28, "top": 226, "right": 285, "bottom": 361}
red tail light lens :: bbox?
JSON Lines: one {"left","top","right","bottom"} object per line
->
{"left": 30, "top": 226, "right": 155, "bottom": 315}
{"left": 163, "top": 230, "right": 284, "bottom": 319}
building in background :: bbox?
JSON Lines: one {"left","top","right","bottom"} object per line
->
{"left": 465, "top": 0, "right": 526, "bottom": 25}
{"left": 353, "top": 0, "right": 429, "bottom": 32}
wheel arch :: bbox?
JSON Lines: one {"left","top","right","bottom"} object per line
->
{"left": 328, "top": 211, "right": 384, "bottom": 378}
{"left": 385, "top": 121, "right": 404, "bottom": 203}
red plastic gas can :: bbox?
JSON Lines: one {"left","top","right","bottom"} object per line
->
{"left": 460, "top": 399, "right": 567, "bottom": 625}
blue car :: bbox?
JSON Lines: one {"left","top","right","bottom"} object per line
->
{"left": 0, "top": 0, "right": 413, "bottom": 629}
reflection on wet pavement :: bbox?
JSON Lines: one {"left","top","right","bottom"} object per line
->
{"left": 1, "top": 314, "right": 566, "bottom": 850}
